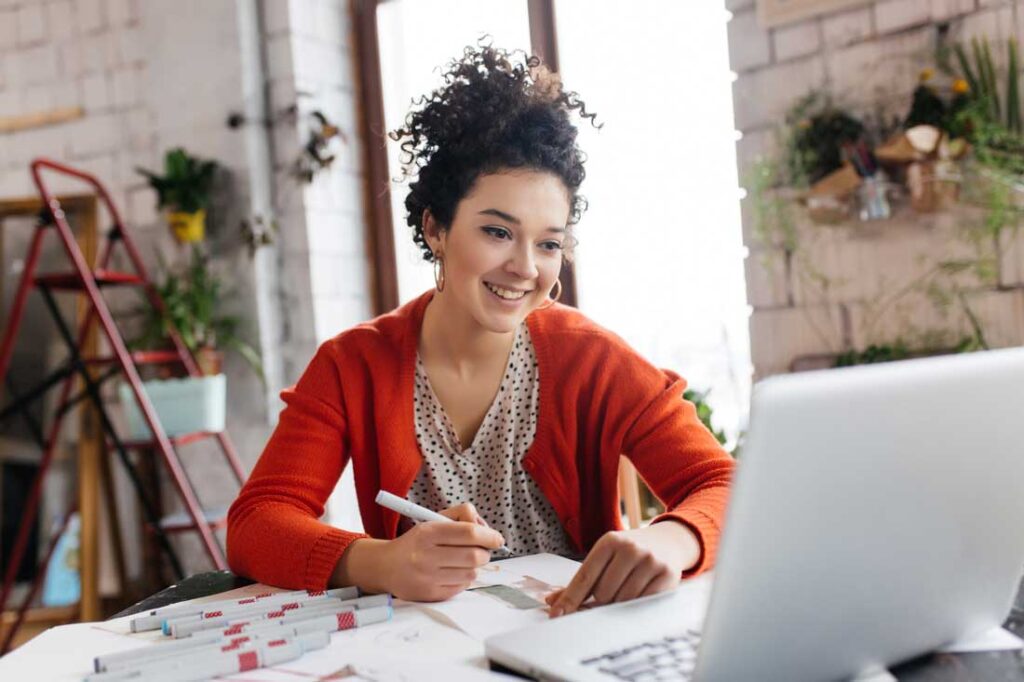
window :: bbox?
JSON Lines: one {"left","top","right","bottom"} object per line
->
{"left": 555, "top": 2, "right": 751, "bottom": 443}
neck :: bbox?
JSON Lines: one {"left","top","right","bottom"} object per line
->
{"left": 420, "top": 290, "right": 516, "bottom": 377}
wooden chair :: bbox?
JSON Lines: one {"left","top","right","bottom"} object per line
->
{"left": 618, "top": 457, "right": 643, "bottom": 529}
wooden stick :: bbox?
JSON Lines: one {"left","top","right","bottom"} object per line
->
{"left": 0, "top": 107, "right": 84, "bottom": 134}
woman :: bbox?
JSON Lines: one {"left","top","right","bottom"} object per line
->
{"left": 227, "top": 45, "right": 734, "bottom": 618}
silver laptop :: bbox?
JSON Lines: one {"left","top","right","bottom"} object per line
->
{"left": 485, "top": 348, "right": 1024, "bottom": 681}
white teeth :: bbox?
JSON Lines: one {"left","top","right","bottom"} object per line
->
{"left": 485, "top": 282, "right": 527, "bottom": 300}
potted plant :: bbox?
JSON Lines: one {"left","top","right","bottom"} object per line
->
{"left": 121, "top": 248, "right": 263, "bottom": 439}
{"left": 133, "top": 246, "right": 263, "bottom": 379}
{"left": 136, "top": 148, "right": 219, "bottom": 243}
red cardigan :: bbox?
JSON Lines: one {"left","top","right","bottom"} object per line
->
{"left": 227, "top": 291, "right": 735, "bottom": 589}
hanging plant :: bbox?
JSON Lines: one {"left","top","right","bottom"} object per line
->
{"left": 137, "top": 148, "right": 220, "bottom": 243}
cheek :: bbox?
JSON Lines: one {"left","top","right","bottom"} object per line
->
{"left": 448, "top": 248, "right": 486, "bottom": 282}
{"left": 538, "top": 256, "right": 563, "bottom": 286}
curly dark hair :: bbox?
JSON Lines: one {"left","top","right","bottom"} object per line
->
{"left": 389, "top": 44, "right": 599, "bottom": 263}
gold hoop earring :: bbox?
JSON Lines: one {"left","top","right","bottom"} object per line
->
{"left": 433, "top": 255, "right": 446, "bottom": 292}
{"left": 540, "top": 279, "right": 561, "bottom": 309}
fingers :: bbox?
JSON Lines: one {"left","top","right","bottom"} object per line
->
{"left": 637, "top": 571, "right": 678, "bottom": 601}
{"left": 550, "top": 539, "right": 614, "bottom": 617}
{"left": 591, "top": 549, "right": 637, "bottom": 605}
{"left": 415, "top": 582, "right": 470, "bottom": 603}
{"left": 612, "top": 559, "right": 662, "bottom": 604}
{"left": 436, "top": 546, "right": 492, "bottom": 569}
{"left": 549, "top": 530, "right": 682, "bottom": 617}
{"left": 428, "top": 520, "right": 505, "bottom": 549}
{"left": 435, "top": 566, "right": 479, "bottom": 586}
{"left": 439, "top": 502, "right": 484, "bottom": 524}
{"left": 544, "top": 588, "right": 565, "bottom": 605}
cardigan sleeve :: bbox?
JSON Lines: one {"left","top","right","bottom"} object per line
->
{"left": 620, "top": 366, "right": 735, "bottom": 577}
{"left": 227, "top": 342, "right": 368, "bottom": 589}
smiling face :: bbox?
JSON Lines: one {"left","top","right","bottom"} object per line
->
{"left": 424, "top": 169, "right": 571, "bottom": 334}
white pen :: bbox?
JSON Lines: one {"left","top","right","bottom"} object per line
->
{"left": 374, "top": 490, "right": 511, "bottom": 556}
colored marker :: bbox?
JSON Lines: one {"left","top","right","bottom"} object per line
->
{"left": 160, "top": 593, "right": 340, "bottom": 635}
{"left": 169, "top": 593, "right": 391, "bottom": 638}
{"left": 130, "top": 586, "right": 360, "bottom": 632}
{"left": 99, "top": 604, "right": 393, "bottom": 673}
{"left": 85, "top": 631, "right": 328, "bottom": 682}
{"left": 375, "top": 489, "right": 511, "bottom": 556}
{"left": 96, "top": 628, "right": 242, "bottom": 672}
{"left": 196, "top": 602, "right": 392, "bottom": 640}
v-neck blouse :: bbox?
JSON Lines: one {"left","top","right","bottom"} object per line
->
{"left": 406, "top": 322, "right": 579, "bottom": 559}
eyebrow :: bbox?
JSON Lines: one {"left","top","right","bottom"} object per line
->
{"left": 478, "top": 208, "right": 566, "bottom": 234}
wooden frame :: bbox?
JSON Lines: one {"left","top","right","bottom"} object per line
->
{"left": 352, "top": 0, "right": 400, "bottom": 316}
{"left": 0, "top": 194, "right": 104, "bottom": 627}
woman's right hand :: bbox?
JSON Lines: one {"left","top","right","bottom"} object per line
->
{"left": 381, "top": 506, "right": 504, "bottom": 601}
{"left": 334, "top": 503, "right": 504, "bottom": 602}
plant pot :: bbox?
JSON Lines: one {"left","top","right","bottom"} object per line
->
{"left": 167, "top": 208, "right": 206, "bottom": 243}
{"left": 118, "top": 374, "right": 226, "bottom": 439}
{"left": 196, "top": 346, "right": 223, "bottom": 376}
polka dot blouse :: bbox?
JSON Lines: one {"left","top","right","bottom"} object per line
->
{"left": 405, "top": 322, "right": 579, "bottom": 559}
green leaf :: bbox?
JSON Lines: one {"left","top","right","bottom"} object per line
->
{"left": 134, "top": 148, "right": 220, "bottom": 212}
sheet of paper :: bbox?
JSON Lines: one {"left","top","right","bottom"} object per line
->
{"left": 0, "top": 622, "right": 147, "bottom": 681}
{"left": 220, "top": 606, "right": 513, "bottom": 681}
{"left": 471, "top": 552, "right": 581, "bottom": 590}
{"left": 937, "top": 626, "right": 1024, "bottom": 653}
{"left": 418, "top": 553, "right": 581, "bottom": 641}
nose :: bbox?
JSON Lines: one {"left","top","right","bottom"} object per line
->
{"left": 507, "top": 242, "right": 539, "bottom": 281}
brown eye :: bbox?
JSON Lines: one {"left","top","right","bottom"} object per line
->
{"left": 483, "top": 226, "right": 512, "bottom": 240}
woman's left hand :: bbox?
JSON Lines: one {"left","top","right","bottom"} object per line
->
{"left": 545, "top": 521, "right": 701, "bottom": 617}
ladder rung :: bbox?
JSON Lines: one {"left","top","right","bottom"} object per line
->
{"left": 85, "top": 350, "right": 185, "bottom": 366}
{"left": 153, "top": 506, "right": 228, "bottom": 533}
{"left": 117, "top": 430, "right": 220, "bottom": 450}
{"left": 35, "top": 269, "right": 145, "bottom": 290}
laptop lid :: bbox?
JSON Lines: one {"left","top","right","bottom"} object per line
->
{"left": 485, "top": 348, "right": 1024, "bottom": 681}
{"left": 695, "top": 347, "right": 1024, "bottom": 680}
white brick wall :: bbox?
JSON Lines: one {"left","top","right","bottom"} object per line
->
{"left": 744, "top": 249, "right": 791, "bottom": 308}
{"left": 774, "top": 19, "right": 821, "bottom": 62}
{"left": 729, "top": 0, "right": 1024, "bottom": 377}
{"left": 732, "top": 54, "right": 826, "bottom": 130}
{"left": 825, "top": 26, "right": 933, "bottom": 111}
{"left": 727, "top": 9, "right": 772, "bottom": 72}
{"left": 822, "top": 8, "right": 874, "bottom": 48}
{"left": 749, "top": 304, "right": 845, "bottom": 376}
{"left": 1000, "top": 225, "right": 1024, "bottom": 288}
{"left": 873, "top": 0, "right": 932, "bottom": 33}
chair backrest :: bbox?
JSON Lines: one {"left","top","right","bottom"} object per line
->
{"left": 618, "top": 456, "right": 643, "bottom": 529}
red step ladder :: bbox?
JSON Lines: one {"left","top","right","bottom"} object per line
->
{"left": 0, "top": 159, "right": 248, "bottom": 652}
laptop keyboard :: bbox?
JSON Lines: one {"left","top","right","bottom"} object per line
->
{"left": 580, "top": 629, "right": 701, "bottom": 681}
